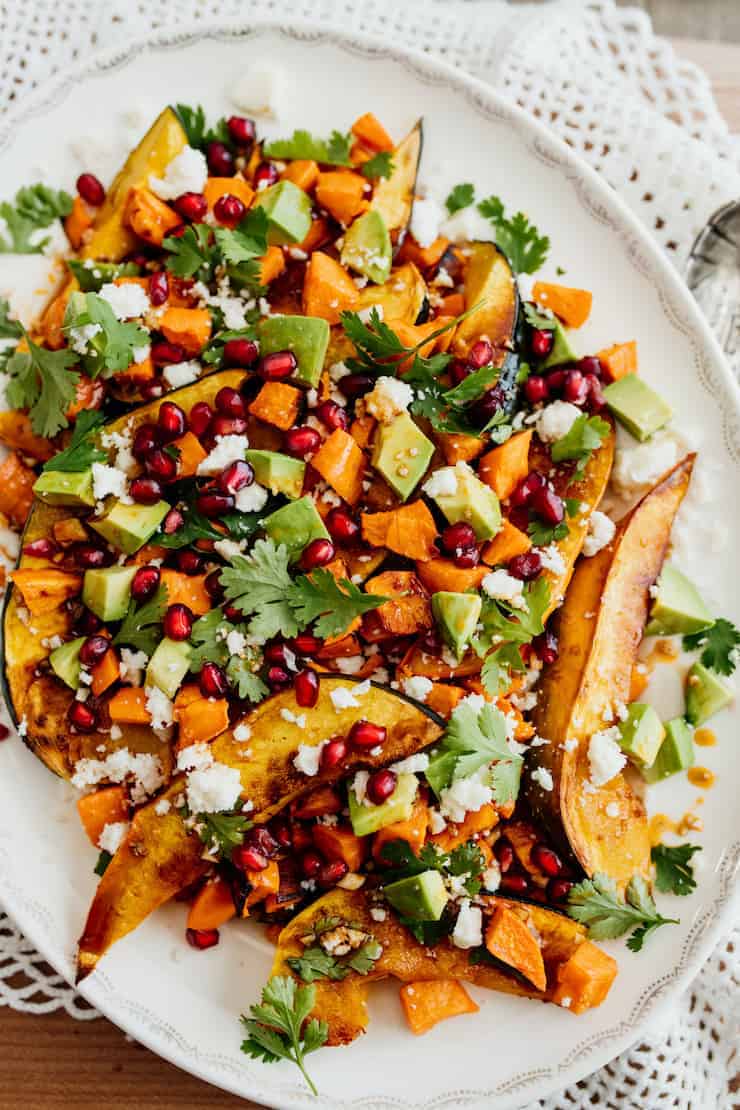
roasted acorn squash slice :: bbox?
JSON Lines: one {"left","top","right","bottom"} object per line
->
{"left": 370, "top": 120, "right": 422, "bottom": 242}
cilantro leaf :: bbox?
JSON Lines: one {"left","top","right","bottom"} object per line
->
{"left": 188, "top": 607, "right": 233, "bottom": 670}
{"left": 240, "top": 976, "right": 328, "bottom": 1096}
{"left": 550, "top": 414, "right": 610, "bottom": 471}
{"left": 197, "top": 812, "right": 252, "bottom": 859}
{"left": 445, "top": 183, "right": 475, "bottom": 215}
{"left": 63, "top": 292, "right": 149, "bottom": 377}
{"left": 523, "top": 302, "right": 556, "bottom": 331}
{"left": 480, "top": 641, "right": 526, "bottom": 695}
{"left": 475, "top": 577, "right": 550, "bottom": 656}
{"left": 215, "top": 208, "right": 269, "bottom": 293}
{"left": 683, "top": 618, "right": 740, "bottom": 677}
{"left": 4, "top": 332, "right": 79, "bottom": 437}
{"left": 220, "top": 538, "right": 299, "bottom": 640}
{"left": 172, "top": 104, "right": 231, "bottom": 151}
{"left": 288, "top": 939, "right": 382, "bottom": 984}
{"left": 426, "top": 701, "right": 523, "bottom": 806}
{"left": 113, "top": 584, "right": 168, "bottom": 657}
{"left": 154, "top": 486, "right": 222, "bottom": 548}
{"left": 651, "top": 843, "right": 701, "bottom": 896}
{"left": 0, "top": 184, "right": 73, "bottom": 254}
{"left": 227, "top": 654, "right": 269, "bottom": 703}
{"left": 263, "top": 128, "right": 352, "bottom": 166}
{"left": 0, "top": 297, "right": 22, "bottom": 340}
{"left": 163, "top": 223, "right": 214, "bottom": 280}
{"left": 442, "top": 364, "right": 499, "bottom": 407}
{"left": 567, "top": 872, "right": 678, "bottom": 951}
{"left": 287, "top": 569, "right": 388, "bottom": 639}
{"left": 477, "top": 195, "right": 550, "bottom": 274}
{"left": 361, "top": 152, "right": 394, "bottom": 180}
{"left": 527, "top": 518, "right": 569, "bottom": 546}
{"left": 379, "top": 837, "right": 484, "bottom": 899}
{"left": 42, "top": 410, "right": 107, "bottom": 473}
{"left": 67, "top": 259, "right": 141, "bottom": 293}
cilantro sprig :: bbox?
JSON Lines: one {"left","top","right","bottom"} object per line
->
{"left": 550, "top": 414, "right": 611, "bottom": 477}
{"left": 287, "top": 568, "right": 388, "bottom": 639}
{"left": 361, "top": 152, "right": 394, "bottom": 180}
{"left": 188, "top": 607, "right": 268, "bottom": 703}
{"left": 380, "top": 838, "right": 485, "bottom": 900}
{"left": 163, "top": 209, "right": 268, "bottom": 294}
{"left": 263, "top": 128, "right": 352, "bottom": 166}
{"left": 476, "top": 578, "right": 550, "bottom": 695}
{"left": 567, "top": 872, "right": 678, "bottom": 952}
{"left": 240, "top": 976, "right": 328, "bottom": 1096}
{"left": 477, "top": 195, "right": 550, "bottom": 274}
{"left": 4, "top": 329, "right": 79, "bottom": 437}
{"left": 172, "top": 103, "right": 232, "bottom": 152}
{"left": 425, "top": 701, "right": 523, "bottom": 807}
{"left": 683, "top": 618, "right": 740, "bottom": 677}
{"left": 0, "top": 184, "right": 72, "bottom": 254}
{"left": 287, "top": 917, "right": 382, "bottom": 984}
{"left": 41, "top": 410, "right": 107, "bottom": 473}
{"left": 197, "top": 812, "right": 252, "bottom": 859}
{"left": 113, "top": 585, "right": 168, "bottom": 657}
{"left": 651, "top": 843, "right": 701, "bottom": 896}
{"left": 63, "top": 292, "right": 149, "bottom": 378}
{"left": 445, "top": 183, "right": 475, "bottom": 215}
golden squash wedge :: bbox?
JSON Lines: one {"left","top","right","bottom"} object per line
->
{"left": 453, "top": 241, "right": 519, "bottom": 363}
{"left": 370, "top": 120, "right": 422, "bottom": 241}
{"left": 324, "top": 260, "right": 428, "bottom": 367}
{"left": 526, "top": 455, "right": 695, "bottom": 885}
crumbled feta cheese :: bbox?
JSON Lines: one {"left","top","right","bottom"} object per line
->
{"left": 186, "top": 761, "right": 243, "bottom": 814}
{"left": 531, "top": 766, "right": 554, "bottom": 792}
{"left": 364, "top": 375, "right": 413, "bottom": 424}
{"left": 351, "top": 769, "right": 370, "bottom": 806}
{"left": 280, "top": 708, "right": 306, "bottom": 728}
{"left": 233, "top": 722, "right": 252, "bottom": 743}
{"left": 91, "top": 462, "right": 128, "bottom": 503}
{"left": 293, "top": 742, "right": 325, "bottom": 777}
{"left": 97, "top": 820, "right": 129, "bottom": 855}
{"left": 149, "top": 145, "right": 208, "bottom": 201}
{"left": 234, "top": 482, "right": 269, "bottom": 512}
{"left": 482, "top": 863, "right": 501, "bottom": 892}
{"left": 67, "top": 322, "right": 102, "bottom": 355}
{"left": 422, "top": 466, "right": 458, "bottom": 499}
{"left": 335, "top": 655, "right": 365, "bottom": 675}
{"left": 230, "top": 65, "right": 285, "bottom": 118}
{"left": 226, "top": 629, "right": 247, "bottom": 657}
{"left": 482, "top": 568, "right": 526, "bottom": 609}
{"left": 439, "top": 768, "right": 493, "bottom": 824}
{"left": 329, "top": 680, "right": 370, "bottom": 711}
{"left": 72, "top": 748, "right": 164, "bottom": 804}
{"left": 536, "top": 400, "right": 581, "bottom": 444}
{"left": 390, "top": 753, "right": 430, "bottom": 775}
{"left": 99, "top": 280, "right": 150, "bottom": 320}
{"left": 370, "top": 906, "right": 387, "bottom": 922}
{"left": 538, "top": 543, "right": 567, "bottom": 576}
{"left": 214, "top": 538, "right": 244, "bottom": 562}
{"left": 583, "top": 510, "right": 616, "bottom": 557}
{"left": 358, "top": 303, "right": 384, "bottom": 324}
{"left": 605, "top": 802, "right": 620, "bottom": 818}
{"left": 588, "top": 726, "right": 627, "bottom": 787}
{"left": 119, "top": 647, "right": 147, "bottom": 686}
{"left": 401, "top": 675, "right": 433, "bottom": 703}
{"left": 177, "top": 742, "right": 214, "bottom": 772}
{"left": 154, "top": 798, "right": 172, "bottom": 816}
{"left": 559, "top": 996, "right": 572, "bottom": 1009}
{"left": 144, "top": 686, "right": 174, "bottom": 732}
{"left": 109, "top": 724, "right": 122, "bottom": 741}
{"left": 451, "top": 899, "right": 483, "bottom": 949}
{"left": 428, "top": 808, "right": 447, "bottom": 834}
{"left": 410, "top": 195, "right": 444, "bottom": 249}
{"left": 162, "top": 360, "right": 201, "bottom": 389}
{"left": 197, "top": 434, "right": 249, "bottom": 476}
{"left": 612, "top": 435, "right": 679, "bottom": 497}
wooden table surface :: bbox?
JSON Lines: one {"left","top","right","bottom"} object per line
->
{"left": 1, "top": 35, "right": 738, "bottom": 1110}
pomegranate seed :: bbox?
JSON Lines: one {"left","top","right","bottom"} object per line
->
{"left": 162, "top": 508, "right": 184, "bottom": 535}
{"left": 338, "top": 373, "right": 373, "bottom": 398}
{"left": 527, "top": 887, "right": 548, "bottom": 904}
{"left": 140, "top": 381, "right": 165, "bottom": 401}
{"left": 69, "top": 701, "right": 97, "bottom": 732}
{"left": 291, "top": 632, "right": 323, "bottom": 655}
{"left": 301, "top": 851, "right": 322, "bottom": 879}
{"left": 270, "top": 819, "right": 292, "bottom": 849}
{"left": 524, "top": 375, "right": 549, "bottom": 404}
{"left": 148, "top": 271, "right": 169, "bottom": 306}
{"left": 545, "top": 369, "right": 567, "bottom": 395}
{"left": 499, "top": 873, "right": 529, "bottom": 895}
{"left": 419, "top": 627, "right": 441, "bottom": 653}
{"left": 233, "top": 844, "right": 268, "bottom": 872}
{"left": 533, "top": 629, "right": 559, "bottom": 665}
{"left": 204, "top": 570, "right": 224, "bottom": 602}
{"left": 531, "top": 843, "right": 563, "bottom": 877}
{"left": 508, "top": 551, "right": 542, "bottom": 580}
{"left": 214, "top": 194, "right": 245, "bottom": 227}
{"left": 163, "top": 603, "right": 193, "bottom": 641}
{"left": 315, "top": 400, "right": 348, "bottom": 431}
{"left": 207, "top": 141, "right": 235, "bottom": 176}
{"left": 267, "top": 665, "right": 290, "bottom": 690}
{"left": 73, "top": 608, "right": 102, "bottom": 637}
{"left": 196, "top": 491, "right": 234, "bottom": 518}
{"left": 129, "top": 476, "right": 163, "bottom": 505}
{"left": 253, "top": 162, "right": 279, "bottom": 189}
{"left": 284, "top": 426, "right": 320, "bottom": 457}
{"left": 450, "top": 359, "right": 473, "bottom": 385}
{"left": 71, "top": 543, "right": 109, "bottom": 569}
{"left": 508, "top": 506, "right": 530, "bottom": 532}
{"left": 472, "top": 384, "right": 505, "bottom": 425}
{"left": 585, "top": 374, "right": 606, "bottom": 411}
{"left": 577, "top": 356, "right": 602, "bottom": 378}
{"left": 494, "top": 839, "right": 514, "bottom": 872}
{"left": 132, "top": 423, "right": 160, "bottom": 460}
{"left": 224, "top": 338, "right": 259, "bottom": 367}
{"left": 320, "top": 737, "right": 347, "bottom": 771}
{"left": 325, "top": 508, "right": 359, "bottom": 543}
{"left": 348, "top": 720, "right": 387, "bottom": 751}
{"left": 158, "top": 401, "right": 187, "bottom": 442}
{"left": 318, "top": 860, "right": 349, "bottom": 888}
{"left": 145, "top": 448, "right": 178, "bottom": 483}
{"left": 176, "top": 549, "right": 203, "bottom": 576}
{"left": 0, "top": 723, "right": 9, "bottom": 741}
{"left": 167, "top": 223, "right": 187, "bottom": 240}
{"left": 440, "top": 521, "right": 477, "bottom": 555}
{"left": 223, "top": 603, "right": 243, "bottom": 622}
{"left": 454, "top": 547, "right": 480, "bottom": 569}
{"left": 186, "top": 927, "right": 219, "bottom": 950}
{"left": 215, "top": 386, "right": 246, "bottom": 418}
{"left": 301, "top": 538, "right": 335, "bottom": 570}
{"left": 530, "top": 485, "right": 564, "bottom": 525}
{"left": 173, "top": 192, "right": 208, "bottom": 223}
{"left": 547, "top": 878, "right": 573, "bottom": 902}
{"left": 468, "top": 338, "right": 493, "bottom": 368}
{"left": 76, "top": 173, "right": 105, "bottom": 206}
{"left": 23, "top": 537, "right": 57, "bottom": 557}
{"left": 217, "top": 459, "right": 253, "bottom": 494}
{"left": 131, "top": 565, "right": 160, "bottom": 601}
{"left": 259, "top": 350, "right": 296, "bottom": 381}
{"left": 530, "top": 327, "right": 554, "bottom": 360}
{"left": 245, "top": 826, "right": 280, "bottom": 858}
{"left": 264, "top": 642, "right": 289, "bottom": 667}
{"left": 208, "top": 414, "right": 248, "bottom": 438}
{"left": 79, "top": 635, "right": 110, "bottom": 667}
{"left": 227, "top": 116, "right": 256, "bottom": 147}
{"left": 563, "top": 369, "right": 588, "bottom": 406}
{"left": 151, "top": 341, "right": 186, "bottom": 366}
{"left": 366, "top": 769, "right": 397, "bottom": 805}
{"left": 189, "top": 401, "right": 213, "bottom": 437}
{"left": 294, "top": 668, "right": 319, "bottom": 708}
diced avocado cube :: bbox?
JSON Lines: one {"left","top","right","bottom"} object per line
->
{"left": 432, "top": 591, "right": 482, "bottom": 659}
{"left": 82, "top": 566, "right": 137, "bottom": 622}
{"left": 617, "top": 703, "right": 665, "bottom": 768}
{"left": 603, "top": 373, "right": 672, "bottom": 441}
{"left": 146, "top": 638, "right": 191, "bottom": 699}
{"left": 372, "top": 412, "right": 434, "bottom": 501}
{"left": 263, "top": 496, "right": 330, "bottom": 561}
{"left": 645, "top": 564, "right": 714, "bottom": 637}
{"left": 685, "top": 661, "right": 733, "bottom": 726}
{"left": 245, "top": 450, "right": 305, "bottom": 500}
{"left": 341, "top": 210, "right": 392, "bottom": 284}
{"left": 542, "top": 321, "right": 578, "bottom": 369}
{"left": 424, "top": 750, "right": 460, "bottom": 799}
{"left": 33, "top": 468, "right": 95, "bottom": 508}
{"left": 384, "top": 870, "right": 449, "bottom": 922}
{"left": 430, "top": 462, "right": 502, "bottom": 541}
{"left": 89, "top": 499, "right": 169, "bottom": 555}
{"left": 258, "top": 314, "right": 330, "bottom": 387}
{"left": 255, "top": 180, "right": 312, "bottom": 245}
{"left": 348, "top": 772, "right": 418, "bottom": 837}
{"left": 643, "top": 717, "right": 695, "bottom": 782}
{"left": 49, "top": 637, "right": 85, "bottom": 690}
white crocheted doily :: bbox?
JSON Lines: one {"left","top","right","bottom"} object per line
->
{"left": 0, "top": 3, "right": 738, "bottom": 1107}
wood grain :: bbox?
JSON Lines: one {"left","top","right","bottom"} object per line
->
{"left": 1, "top": 35, "right": 737, "bottom": 1110}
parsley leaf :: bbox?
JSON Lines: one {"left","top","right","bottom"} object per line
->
{"left": 240, "top": 976, "right": 328, "bottom": 1096}
{"left": 0, "top": 184, "right": 72, "bottom": 254}
{"left": 478, "top": 195, "right": 550, "bottom": 274}
{"left": 113, "top": 584, "right": 168, "bottom": 657}
{"left": 445, "top": 183, "right": 475, "bottom": 215}
{"left": 567, "top": 872, "right": 678, "bottom": 951}
{"left": 4, "top": 331, "right": 79, "bottom": 437}
{"left": 550, "top": 414, "right": 610, "bottom": 473}
{"left": 527, "top": 518, "right": 569, "bottom": 546}
{"left": 163, "top": 223, "right": 214, "bottom": 280}
{"left": 287, "top": 569, "right": 387, "bottom": 639}
{"left": 263, "top": 128, "right": 352, "bottom": 166}
{"left": 683, "top": 618, "right": 740, "bottom": 677}
{"left": 361, "top": 152, "right": 394, "bottom": 180}
{"left": 425, "top": 701, "right": 523, "bottom": 806}
{"left": 42, "top": 410, "right": 107, "bottom": 472}
{"left": 63, "top": 292, "right": 149, "bottom": 377}
{"left": 651, "top": 843, "right": 701, "bottom": 896}
{"left": 197, "top": 812, "right": 252, "bottom": 859}
{"left": 220, "top": 538, "right": 299, "bottom": 641}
